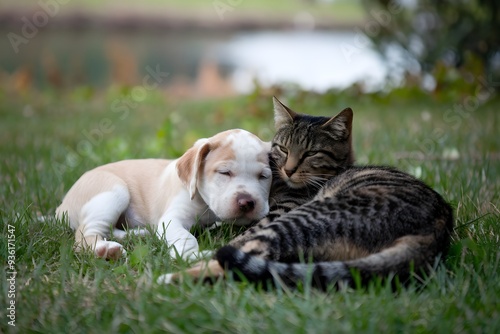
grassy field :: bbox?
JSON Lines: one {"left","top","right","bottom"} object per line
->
{"left": 0, "top": 85, "right": 499, "bottom": 333}
{"left": 0, "top": 0, "right": 365, "bottom": 27}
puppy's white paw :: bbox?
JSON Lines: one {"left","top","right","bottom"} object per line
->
{"left": 157, "top": 273, "right": 174, "bottom": 285}
{"left": 130, "top": 228, "right": 150, "bottom": 237}
{"left": 111, "top": 229, "right": 128, "bottom": 240}
{"left": 206, "top": 221, "right": 223, "bottom": 230}
{"left": 112, "top": 228, "right": 151, "bottom": 240}
{"left": 95, "top": 240, "right": 126, "bottom": 260}
{"left": 185, "top": 250, "right": 214, "bottom": 261}
{"left": 182, "top": 250, "right": 214, "bottom": 262}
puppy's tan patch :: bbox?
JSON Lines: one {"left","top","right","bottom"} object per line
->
{"left": 203, "top": 142, "right": 236, "bottom": 179}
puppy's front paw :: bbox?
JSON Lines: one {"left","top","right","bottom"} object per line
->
{"left": 157, "top": 273, "right": 174, "bottom": 285}
{"left": 95, "top": 240, "right": 126, "bottom": 260}
{"left": 112, "top": 228, "right": 151, "bottom": 240}
{"left": 185, "top": 250, "right": 214, "bottom": 261}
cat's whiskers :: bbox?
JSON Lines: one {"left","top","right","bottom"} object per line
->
{"left": 302, "top": 174, "right": 329, "bottom": 190}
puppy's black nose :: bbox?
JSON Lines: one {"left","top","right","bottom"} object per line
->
{"left": 237, "top": 194, "right": 255, "bottom": 213}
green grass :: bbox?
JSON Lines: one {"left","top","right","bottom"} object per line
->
{"left": 0, "top": 86, "right": 499, "bottom": 333}
{"left": 0, "top": 0, "right": 366, "bottom": 26}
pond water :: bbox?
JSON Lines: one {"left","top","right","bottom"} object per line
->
{"left": 221, "top": 30, "right": 388, "bottom": 92}
{"left": 0, "top": 29, "right": 393, "bottom": 94}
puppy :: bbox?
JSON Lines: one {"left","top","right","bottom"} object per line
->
{"left": 56, "top": 129, "right": 272, "bottom": 260}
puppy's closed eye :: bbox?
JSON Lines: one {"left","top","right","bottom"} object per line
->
{"left": 217, "top": 170, "right": 232, "bottom": 177}
{"left": 259, "top": 168, "right": 272, "bottom": 180}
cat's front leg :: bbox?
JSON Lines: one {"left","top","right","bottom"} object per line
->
{"left": 157, "top": 259, "right": 224, "bottom": 284}
{"left": 160, "top": 237, "right": 276, "bottom": 285}
{"left": 228, "top": 199, "right": 291, "bottom": 248}
{"left": 160, "top": 218, "right": 277, "bottom": 285}
{"left": 160, "top": 208, "right": 288, "bottom": 285}
{"left": 228, "top": 216, "right": 273, "bottom": 248}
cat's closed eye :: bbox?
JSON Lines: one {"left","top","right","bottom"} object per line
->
{"left": 303, "top": 151, "right": 319, "bottom": 158}
{"left": 277, "top": 146, "right": 288, "bottom": 154}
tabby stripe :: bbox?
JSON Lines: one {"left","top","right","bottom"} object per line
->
{"left": 276, "top": 198, "right": 307, "bottom": 207}
{"left": 298, "top": 131, "right": 311, "bottom": 147}
{"left": 266, "top": 213, "right": 281, "bottom": 222}
{"left": 283, "top": 215, "right": 312, "bottom": 248}
{"left": 269, "top": 221, "right": 300, "bottom": 255}
{"left": 319, "top": 150, "right": 346, "bottom": 163}
{"left": 282, "top": 265, "right": 301, "bottom": 286}
{"left": 251, "top": 232, "right": 277, "bottom": 247}
{"left": 296, "top": 205, "right": 324, "bottom": 223}
{"left": 271, "top": 218, "right": 308, "bottom": 256}
{"left": 312, "top": 264, "right": 328, "bottom": 290}
{"left": 343, "top": 178, "right": 415, "bottom": 191}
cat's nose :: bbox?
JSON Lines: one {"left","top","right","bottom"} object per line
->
{"left": 284, "top": 169, "right": 294, "bottom": 177}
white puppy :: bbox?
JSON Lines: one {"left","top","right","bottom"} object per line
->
{"left": 56, "top": 129, "right": 272, "bottom": 260}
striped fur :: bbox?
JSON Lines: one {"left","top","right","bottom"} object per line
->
{"left": 215, "top": 98, "right": 454, "bottom": 290}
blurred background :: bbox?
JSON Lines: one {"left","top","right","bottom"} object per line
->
{"left": 1, "top": 0, "right": 498, "bottom": 97}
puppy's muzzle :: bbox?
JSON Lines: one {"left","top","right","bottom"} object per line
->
{"left": 236, "top": 193, "right": 255, "bottom": 213}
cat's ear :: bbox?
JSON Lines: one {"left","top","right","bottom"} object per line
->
{"left": 321, "top": 107, "right": 353, "bottom": 139}
{"left": 273, "top": 96, "right": 297, "bottom": 130}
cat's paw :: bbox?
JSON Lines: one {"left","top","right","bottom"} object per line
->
{"left": 95, "top": 240, "right": 126, "bottom": 260}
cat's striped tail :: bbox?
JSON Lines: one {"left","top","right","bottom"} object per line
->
{"left": 216, "top": 238, "right": 440, "bottom": 290}
{"left": 216, "top": 246, "right": 351, "bottom": 289}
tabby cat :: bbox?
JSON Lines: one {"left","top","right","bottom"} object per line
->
{"left": 162, "top": 97, "right": 454, "bottom": 289}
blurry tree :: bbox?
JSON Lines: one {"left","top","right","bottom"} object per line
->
{"left": 361, "top": 0, "right": 500, "bottom": 92}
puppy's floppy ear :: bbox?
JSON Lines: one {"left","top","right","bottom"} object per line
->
{"left": 177, "top": 138, "right": 211, "bottom": 200}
